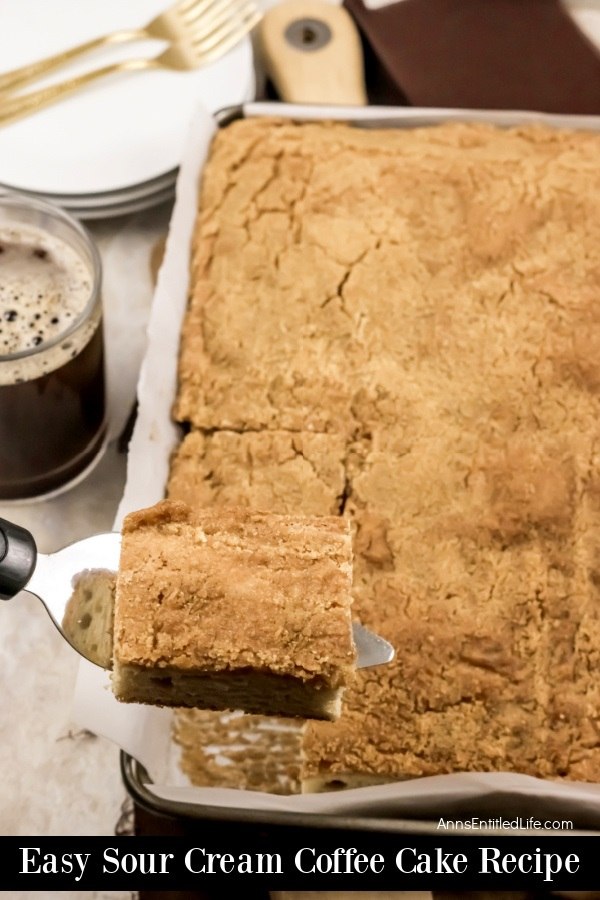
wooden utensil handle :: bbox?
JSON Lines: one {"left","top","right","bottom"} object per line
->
{"left": 259, "top": 0, "right": 367, "bottom": 105}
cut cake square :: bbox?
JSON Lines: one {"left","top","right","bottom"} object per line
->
{"left": 168, "top": 429, "right": 346, "bottom": 516}
{"left": 112, "top": 500, "right": 355, "bottom": 720}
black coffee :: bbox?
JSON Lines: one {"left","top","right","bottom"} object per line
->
{"left": 0, "top": 225, "right": 106, "bottom": 499}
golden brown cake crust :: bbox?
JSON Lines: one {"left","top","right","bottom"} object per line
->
{"left": 175, "top": 117, "right": 600, "bottom": 438}
{"left": 114, "top": 500, "right": 355, "bottom": 690}
{"left": 169, "top": 117, "right": 600, "bottom": 785}
{"left": 168, "top": 429, "right": 346, "bottom": 516}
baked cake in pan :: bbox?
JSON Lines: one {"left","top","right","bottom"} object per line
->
{"left": 170, "top": 117, "right": 600, "bottom": 788}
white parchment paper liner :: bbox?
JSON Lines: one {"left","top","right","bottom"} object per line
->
{"left": 73, "top": 102, "right": 600, "bottom": 827}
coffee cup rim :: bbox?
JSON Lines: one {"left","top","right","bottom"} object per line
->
{"left": 0, "top": 190, "right": 102, "bottom": 364}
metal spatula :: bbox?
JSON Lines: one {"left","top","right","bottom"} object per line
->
{"left": 0, "top": 517, "right": 395, "bottom": 670}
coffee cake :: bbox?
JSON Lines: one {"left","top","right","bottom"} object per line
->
{"left": 174, "top": 708, "right": 303, "bottom": 794}
{"left": 170, "top": 116, "right": 600, "bottom": 786}
{"left": 112, "top": 500, "right": 355, "bottom": 720}
{"left": 168, "top": 429, "right": 346, "bottom": 516}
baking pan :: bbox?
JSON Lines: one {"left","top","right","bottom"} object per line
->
{"left": 97, "top": 100, "right": 600, "bottom": 834}
{"left": 121, "top": 754, "right": 600, "bottom": 837}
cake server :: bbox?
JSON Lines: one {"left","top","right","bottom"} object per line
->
{"left": 0, "top": 516, "right": 395, "bottom": 670}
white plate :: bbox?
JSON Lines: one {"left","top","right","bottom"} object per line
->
{"left": 73, "top": 184, "right": 176, "bottom": 220}
{"left": 0, "top": 170, "right": 177, "bottom": 207}
{"left": 0, "top": 0, "right": 255, "bottom": 196}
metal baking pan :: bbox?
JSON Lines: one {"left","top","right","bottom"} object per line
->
{"left": 121, "top": 753, "right": 600, "bottom": 837}
{"left": 216, "top": 99, "right": 600, "bottom": 130}
{"left": 122, "top": 754, "right": 443, "bottom": 835}
{"left": 119, "top": 101, "right": 600, "bottom": 836}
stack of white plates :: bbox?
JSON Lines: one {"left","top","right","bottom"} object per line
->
{"left": 0, "top": 170, "right": 181, "bottom": 220}
{"left": 0, "top": 0, "right": 256, "bottom": 219}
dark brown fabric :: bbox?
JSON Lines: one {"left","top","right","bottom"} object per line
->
{"left": 343, "top": 0, "right": 600, "bottom": 112}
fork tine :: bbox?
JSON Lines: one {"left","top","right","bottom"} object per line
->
{"left": 183, "top": 0, "right": 252, "bottom": 32}
{"left": 186, "top": 0, "right": 240, "bottom": 31}
{"left": 191, "top": 2, "right": 261, "bottom": 50}
{"left": 178, "top": 0, "right": 220, "bottom": 20}
{"left": 194, "top": 7, "right": 261, "bottom": 62}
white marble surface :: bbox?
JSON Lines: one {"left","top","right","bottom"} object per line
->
{"left": 0, "top": 201, "right": 173, "bottom": 839}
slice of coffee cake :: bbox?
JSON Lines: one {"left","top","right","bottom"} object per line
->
{"left": 112, "top": 500, "right": 355, "bottom": 720}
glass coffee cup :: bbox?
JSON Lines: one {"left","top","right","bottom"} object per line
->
{"left": 0, "top": 193, "right": 107, "bottom": 501}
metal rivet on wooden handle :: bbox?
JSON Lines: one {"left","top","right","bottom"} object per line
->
{"left": 258, "top": 0, "right": 367, "bottom": 105}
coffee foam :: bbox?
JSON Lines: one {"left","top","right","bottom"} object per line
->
{"left": 0, "top": 224, "right": 98, "bottom": 386}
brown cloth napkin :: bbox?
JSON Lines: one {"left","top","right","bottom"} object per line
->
{"left": 343, "top": 0, "right": 600, "bottom": 112}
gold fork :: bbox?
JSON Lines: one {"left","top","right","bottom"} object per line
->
{"left": 0, "top": 0, "right": 250, "bottom": 95}
{"left": 0, "top": 0, "right": 261, "bottom": 128}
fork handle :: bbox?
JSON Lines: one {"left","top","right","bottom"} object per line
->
{"left": 0, "top": 30, "right": 146, "bottom": 95}
{"left": 0, "top": 58, "right": 158, "bottom": 128}
{"left": 0, "top": 518, "right": 37, "bottom": 601}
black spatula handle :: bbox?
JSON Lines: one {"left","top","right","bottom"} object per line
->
{"left": 0, "top": 518, "right": 37, "bottom": 600}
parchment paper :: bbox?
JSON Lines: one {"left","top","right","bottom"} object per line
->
{"left": 73, "top": 102, "right": 600, "bottom": 829}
